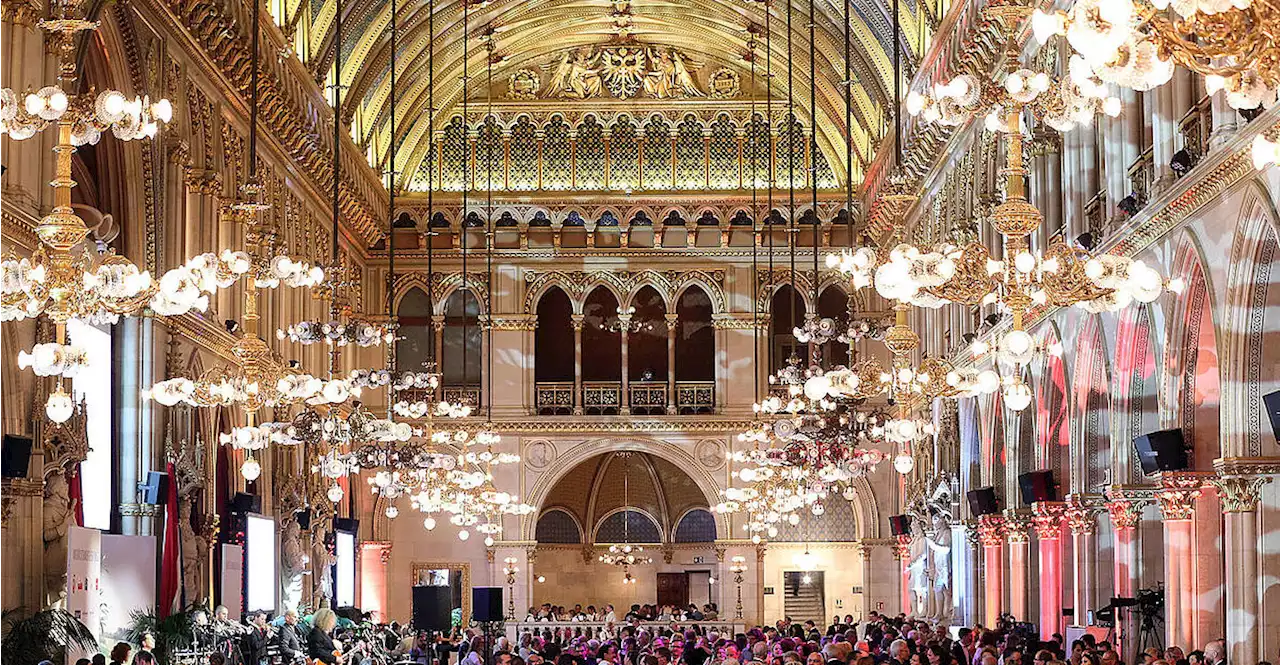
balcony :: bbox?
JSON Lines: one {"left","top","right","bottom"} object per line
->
{"left": 534, "top": 381, "right": 716, "bottom": 415}
{"left": 1179, "top": 95, "right": 1213, "bottom": 161}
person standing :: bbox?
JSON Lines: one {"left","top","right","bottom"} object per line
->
{"left": 308, "top": 609, "right": 342, "bottom": 665}
{"left": 275, "top": 610, "right": 306, "bottom": 662}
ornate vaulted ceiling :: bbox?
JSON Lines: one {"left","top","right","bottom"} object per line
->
{"left": 271, "top": 0, "right": 937, "bottom": 195}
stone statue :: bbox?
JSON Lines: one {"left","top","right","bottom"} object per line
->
{"left": 43, "top": 470, "right": 75, "bottom": 608}
{"left": 905, "top": 518, "right": 929, "bottom": 617}
{"left": 546, "top": 48, "right": 602, "bottom": 99}
{"left": 925, "top": 507, "right": 954, "bottom": 624}
{"left": 173, "top": 436, "right": 210, "bottom": 606}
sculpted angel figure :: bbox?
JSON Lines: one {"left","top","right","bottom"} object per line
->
{"left": 44, "top": 471, "right": 76, "bottom": 608}
{"left": 669, "top": 49, "right": 704, "bottom": 97}
{"left": 546, "top": 48, "right": 602, "bottom": 99}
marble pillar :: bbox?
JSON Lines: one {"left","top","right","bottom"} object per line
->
{"left": 1065, "top": 497, "right": 1101, "bottom": 626}
{"left": 619, "top": 311, "right": 632, "bottom": 415}
{"left": 1212, "top": 476, "right": 1269, "bottom": 665}
{"left": 1158, "top": 473, "right": 1204, "bottom": 651}
{"left": 1005, "top": 510, "right": 1031, "bottom": 622}
{"left": 665, "top": 313, "right": 678, "bottom": 414}
{"left": 571, "top": 314, "right": 584, "bottom": 415}
{"left": 893, "top": 536, "right": 913, "bottom": 616}
{"left": 1033, "top": 502, "right": 1067, "bottom": 639}
{"left": 1107, "top": 494, "right": 1147, "bottom": 664}
{"left": 978, "top": 514, "right": 1006, "bottom": 626}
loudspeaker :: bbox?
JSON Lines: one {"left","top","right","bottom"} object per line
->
{"left": 412, "top": 586, "right": 453, "bottom": 632}
{"left": 967, "top": 487, "right": 1000, "bottom": 516}
{"left": 889, "top": 515, "right": 911, "bottom": 536}
{"left": 1264, "top": 390, "right": 1280, "bottom": 443}
{"left": 472, "top": 586, "right": 504, "bottom": 623}
{"left": 139, "top": 471, "right": 170, "bottom": 505}
{"left": 1018, "top": 470, "right": 1057, "bottom": 504}
{"left": 229, "top": 492, "right": 261, "bottom": 514}
{"left": 1, "top": 435, "right": 33, "bottom": 479}
{"left": 1133, "top": 429, "right": 1188, "bottom": 475}
{"left": 334, "top": 517, "right": 359, "bottom": 534}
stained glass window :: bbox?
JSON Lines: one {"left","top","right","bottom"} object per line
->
{"left": 776, "top": 115, "right": 807, "bottom": 190}
{"left": 542, "top": 116, "right": 571, "bottom": 190}
{"left": 673, "top": 509, "right": 717, "bottom": 543}
{"left": 596, "top": 510, "right": 661, "bottom": 544}
{"left": 577, "top": 115, "right": 606, "bottom": 190}
{"left": 609, "top": 116, "right": 639, "bottom": 190}
{"left": 440, "top": 116, "right": 467, "bottom": 192}
{"left": 642, "top": 116, "right": 672, "bottom": 190}
{"left": 536, "top": 510, "right": 582, "bottom": 544}
{"left": 509, "top": 115, "right": 538, "bottom": 191}
{"left": 744, "top": 113, "right": 772, "bottom": 189}
{"left": 709, "top": 114, "right": 739, "bottom": 189}
{"left": 675, "top": 114, "right": 705, "bottom": 190}
{"left": 476, "top": 115, "right": 502, "bottom": 192}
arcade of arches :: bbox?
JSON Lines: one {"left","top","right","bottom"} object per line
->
{"left": 3, "top": 1, "right": 1280, "bottom": 665}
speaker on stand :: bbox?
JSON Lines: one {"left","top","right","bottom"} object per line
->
{"left": 472, "top": 587, "right": 505, "bottom": 665}
{"left": 413, "top": 586, "right": 454, "bottom": 665}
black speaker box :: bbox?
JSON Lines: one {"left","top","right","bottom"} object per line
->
{"left": 1, "top": 435, "right": 33, "bottom": 479}
{"left": 334, "top": 517, "right": 360, "bottom": 534}
{"left": 229, "top": 492, "right": 261, "bottom": 514}
{"left": 1264, "top": 390, "right": 1280, "bottom": 443}
{"left": 1018, "top": 470, "right": 1057, "bottom": 504}
{"left": 413, "top": 585, "right": 454, "bottom": 631}
{"left": 140, "top": 471, "right": 169, "bottom": 505}
{"left": 967, "top": 487, "right": 1000, "bottom": 516}
{"left": 472, "top": 586, "right": 504, "bottom": 622}
{"left": 1133, "top": 429, "right": 1188, "bottom": 475}
{"left": 889, "top": 515, "right": 911, "bottom": 536}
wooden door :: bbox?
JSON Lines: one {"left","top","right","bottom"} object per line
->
{"left": 656, "top": 572, "right": 690, "bottom": 608}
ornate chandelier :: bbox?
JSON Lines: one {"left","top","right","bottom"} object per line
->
{"left": 1031, "top": 0, "right": 1280, "bottom": 108}
{"left": 598, "top": 453, "right": 654, "bottom": 579}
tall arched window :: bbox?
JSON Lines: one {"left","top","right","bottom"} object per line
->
{"left": 582, "top": 286, "right": 622, "bottom": 415}
{"left": 817, "top": 285, "right": 852, "bottom": 367}
{"left": 396, "top": 287, "right": 434, "bottom": 373}
{"left": 676, "top": 286, "right": 715, "bottom": 413}
{"left": 535, "top": 287, "right": 574, "bottom": 415}
{"left": 629, "top": 285, "right": 667, "bottom": 415}
{"left": 441, "top": 290, "right": 482, "bottom": 402}
{"left": 770, "top": 284, "right": 803, "bottom": 376}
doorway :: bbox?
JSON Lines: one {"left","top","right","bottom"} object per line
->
{"left": 657, "top": 572, "right": 690, "bottom": 608}
{"left": 783, "top": 570, "right": 826, "bottom": 623}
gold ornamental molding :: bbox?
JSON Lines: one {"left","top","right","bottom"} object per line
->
{"left": 1, "top": 204, "right": 41, "bottom": 253}
{"left": 1214, "top": 456, "right": 1280, "bottom": 477}
{"left": 160, "top": 312, "right": 239, "bottom": 363}
{"left": 523, "top": 268, "right": 726, "bottom": 313}
{"left": 488, "top": 418, "right": 752, "bottom": 434}
{"left": 119, "top": 503, "right": 163, "bottom": 518}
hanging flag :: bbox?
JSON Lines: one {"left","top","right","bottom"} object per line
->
{"left": 158, "top": 462, "right": 182, "bottom": 618}
{"left": 70, "top": 462, "right": 84, "bottom": 527}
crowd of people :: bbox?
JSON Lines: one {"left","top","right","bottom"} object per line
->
{"left": 65, "top": 605, "right": 1253, "bottom": 665}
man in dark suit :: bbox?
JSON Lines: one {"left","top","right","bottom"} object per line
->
{"left": 275, "top": 609, "right": 306, "bottom": 663}
{"left": 242, "top": 612, "right": 270, "bottom": 665}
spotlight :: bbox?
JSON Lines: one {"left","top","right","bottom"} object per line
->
{"left": 961, "top": 332, "right": 978, "bottom": 345}
{"left": 1117, "top": 194, "right": 1141, "bottom": 217}
{"left": 288, "top": 359, "right": 301, "bottom": 368}
{"left": 983, "top": 313, "right": 1003, "bottom": 328}
{"left": 1169, "top": 148, "right": 1195, "bottom": 175}
{"left": 225, "top": 319, "right": 240, "bottom": 334}
{"left": 1240, "top": 106, "right": 1263, "bottom": 123}
{"left": 1076, "top": 232, "right": 1097, "bottom": 251}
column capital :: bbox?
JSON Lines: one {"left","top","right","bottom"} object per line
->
{"left": 1064, "top": 495, "right": 1103, "bottom": 536}
{"left": 976, "top": 514, "right": 1006, "bottom": 547}
{"left": 1004, "top": 509, "right": 1032, "bottom": 544}
{"left": 360, "top": 540, "right": 393, "bottom": 565}
{"left": 570, "top": 313, "right": 586, "bottom": 331}
{"left": 891, "top": 535, "right": 912, "bottom": 561}
{"left": 1157, "top": 471, "right": 1210, "bottom": 521}
{"left": 1210, "top": 475, "right": 1271, "bottom": 513}
{"left": 1104, "top": 486, "right": 1155, "bottom": 529}
{"left": 1030, "top": 501, "right": 1066, "bottom": 540}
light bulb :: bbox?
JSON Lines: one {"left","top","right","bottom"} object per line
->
{"left": 1253, "top": 135, "right": 1280, "bottom": 170}
{"left": 327, "top": 483, "right": 345, "bottom": 503}
{"left": 386, "top": 505, "right": 400, "bottom": 519}
{"left": 45, "top": 388, "right": 74, "bottom": 423}
{"left": 240, "top": 457, "right": 262, "bottom": 481}
{"left": 484, "top": 536, "right": 495, "bottom": 547}
{"left": 893, "top": 454, "right": 915, "bottom": 474}
{"left": 458, "top": 529, "right": 470, "bottom": 541}
{"left": 1004, "top": 382, "right": 1033, "bottom": 411}
{"left": 424, "top": 516, "right": 437, "bottom": 530}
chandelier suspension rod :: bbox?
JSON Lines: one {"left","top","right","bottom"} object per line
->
{"left": 893, "top": 0, "right": 901, "bottom": 171}
{"left": 750, "top": 24, "right": 759, "bottom": 405}
{"left": 386, "top": 0, "right": 398, "bottom": 419}
{"left": 461, "top": 0, "right": 470, "bottom": 401}
{"left": 486, "top": 25, "right": 495, "bottom": 424}
{"left": 809, "top": 0, "right": 819, "bottom": 353}
{"left": 248, "top": 0, "right": 261, "bottom": 181}
{"left": 766, "top": 0, "right": 774, "bottom": 378}
{"left": 787, "top": 0, "right": 797, "bottom": 355}
{"left": 426, "top": 0, "right": 435, "bottom": 369}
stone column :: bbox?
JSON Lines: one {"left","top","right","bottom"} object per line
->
{"left": 1032, "top": 501, "right": 1067, "bottom": 638}
{"left": 1158, "top": 474, "right": 1203, "bottom": 651}
{"left": 665, "top": 312, "right": 679, "bottom": 414}
{"left": 358, "top": 541, "right": 392, "bottom": 622}
{"left": 1152, "top": 85, "right": 1178, "bottom": 192}
{"left": 1005, "top": 510, "right": 1032, "bottom": 622}
{"left": 962, "top": 522, "right": 983, "bottom": 626}
{"left": 1211, "top": 475, "right": 1269, "bottom": 665}
{"left": 431, "top": 315, "right": 446, "bottom": 376}
{"left": 571, "top": 314, "right": 584, "bottom": 415}
{"left": 1209, "top": 93, "right": 1238, "bottom": 147}
{"left": 893, "top": 536, "right": 913, "bottom": 615}
{"left": 1065, "top": 496, "right": 1101, "bottom": 625}
{"left": 755, "top": 544, "right": 767, "bottom": 626}
{"left": 618, "top": 311, "right": 632, "bottom": 415}
{"left": 1107, "top": 494, "right": 1147, "bottom": 663}
{"left": 978, "top": 514, "right": 1006, "bottom": 626}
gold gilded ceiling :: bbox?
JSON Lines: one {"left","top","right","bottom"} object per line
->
{"left": 266, "top": 0, "right": 943, "bottom": 198}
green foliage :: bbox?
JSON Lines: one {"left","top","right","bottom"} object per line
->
{"left": 1, "top": 608, "right": 99, "bottom": 665}
{"left": 123, "top": 607, "right": 200, "bottom": 663}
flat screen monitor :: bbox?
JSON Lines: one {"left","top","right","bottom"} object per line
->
{"left": 245, "top": 514, "right": 276, "bottom": 613}
{"left": 335, "top": 529, "right": 356, "bottom": 608}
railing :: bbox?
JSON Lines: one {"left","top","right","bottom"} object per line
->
{"left": 628, "top": 381, "right": 669, "bottom": 415}
{"left": 535, "top": 382, "right": 575, "bottom": 415}
{"left": 1127, "top": 147, "right": 1155, "bottom": 211}
{"left": 1084, "top": 190, "right": 1106, "bottom": 239}
{"left": 1179, "top": 95, "right": 1213, "bottom": 161}
{"left": 443, "top": 385, "right": 481, "bottom": 409}
{"left": 582, "top": 381, "right": 622, "bottom": 415}
{"left": 676, "top": 381, "right": 716, "bottom": 414}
